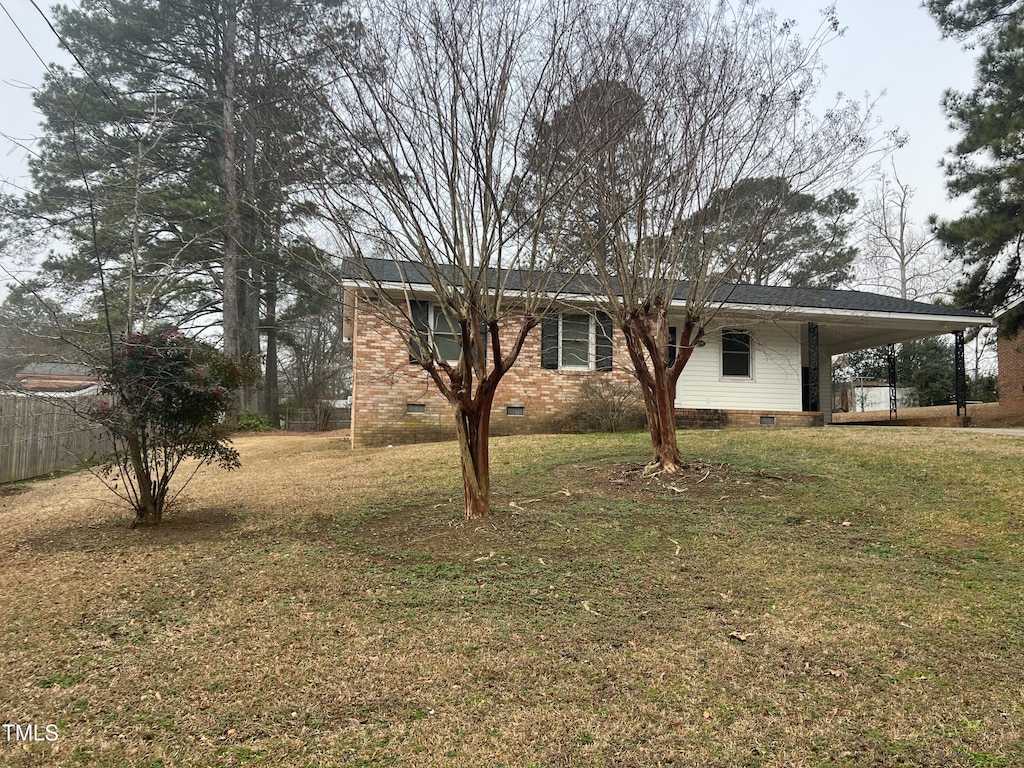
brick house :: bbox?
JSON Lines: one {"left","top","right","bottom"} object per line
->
{"left": 996, "top": 295, "right": 1024, "bottom": 406}
{"left": 343, "top": 259, "right": 991, "bottom": 448}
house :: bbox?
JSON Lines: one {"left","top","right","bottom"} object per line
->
{"left": 13, "top": 363, "right": 102, "bottom": 394}
{"left": 995, "top": 294, "right": 1024, "bottom": 406}
{"left": 833, "top": 380, "right": 914, "bottom": 413}
{"left": 342, "top": 259, "right": 992, "bottom": 448}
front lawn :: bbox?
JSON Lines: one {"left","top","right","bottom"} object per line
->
{"left": 1, "top": 428, "right": 1021, "bottom": 766}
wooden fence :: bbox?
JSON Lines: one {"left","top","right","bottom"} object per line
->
{"left": 283, "top": 406, "right": 351, "bottom": 432}
{"left": 0, "top": 395, "right": 108, "bottom": 484}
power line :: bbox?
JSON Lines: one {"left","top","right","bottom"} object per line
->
{"left": 24, "top": 0, "right": 144, "bottom": 143}
{"left": 0, "top": 0, "right": 61, "bottom": 84}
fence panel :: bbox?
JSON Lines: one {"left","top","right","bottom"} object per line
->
{"left": 0, "top": 396, "right": 108, "bottom": 484}
{"left": 283, "top": 407, "right": 351, "bottom": 432}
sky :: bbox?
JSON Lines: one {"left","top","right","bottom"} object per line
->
{"left": 0, "top": 0, "right": 981, "bottom": 273}
{"left": 772, "top": 0, "right": 979, "bottom": 222}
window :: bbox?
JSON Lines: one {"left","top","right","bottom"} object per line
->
{"left": 541, "top": 311, "right": 614, "bottom": 371}
{"left": 560, "top": 313, "right": 591, "bottom": 368}
{"left": 406, "top": 403, "right": 426, "bottom": 414}
{"left": 722, "top": 330, "right": 751, "bottom": 378}
{"left": 431, "top": 308, "right": 461, "bottom": 364}
{"left": 506, "top": 405, "right": 525, "bottom": 416}
{"left": 408, "top": 301, "right": 484, "bottom": 365}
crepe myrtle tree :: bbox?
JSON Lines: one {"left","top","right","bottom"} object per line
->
{"left": 92, "top": 328, "right": 257, "bottom": 526}
{"left": 313, "top": 0, "right": 621, "bottom": 519}
{"left": 532, "top": 0, "right": 891, "bottom": 471}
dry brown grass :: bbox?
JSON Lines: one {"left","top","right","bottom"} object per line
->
{"left": 1, "top": 428, "right": 1022, "bottom": 767}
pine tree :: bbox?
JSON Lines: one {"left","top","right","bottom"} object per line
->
{"left": 926, "top": 0, "right": 1024, "bottom": 330}
{"left": 16, "top": 0, "right": 357, "bottom": 411}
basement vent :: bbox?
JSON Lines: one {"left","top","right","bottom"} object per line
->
{"left": 506, "top": 405, "right": 525, "bottom": 416}
{"left": 406, "top": 403, "right": 426, "bottom": 414}
{"left": 759, "top": 415, "right": 776, "bottom": 426}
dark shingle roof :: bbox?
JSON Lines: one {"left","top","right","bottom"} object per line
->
{"left": 706, "top": 283, "right": 987, "bottom": 318}
{"left": 343, "top": 257, "right": 989, "bottom": 321}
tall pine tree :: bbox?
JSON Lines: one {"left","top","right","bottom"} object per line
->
{"left": 15, "top": 0, "right": 356, "bottom": 412}
{"left": 927, "top": 0, "right": 1024, "bottom": 330}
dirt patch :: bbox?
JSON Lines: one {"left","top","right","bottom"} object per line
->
{"left": 553, "top": 459, "right": 802, "bottom": 504}
{"left": 343, "top": 459, "right": 805, "bottom": 562}
{"left": 0, "top": 485, "right": 27, "bottom": 498}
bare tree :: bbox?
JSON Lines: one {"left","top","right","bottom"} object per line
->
{"left": 550, "top": 1, "right": 886, "bottom": 470}
{"left": 857, "top": 163, "right": 957, "bottom": 301}
{"left": 312, "top": 0, "right": 608, "bottom": 518}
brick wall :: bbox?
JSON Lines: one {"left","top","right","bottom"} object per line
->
{"left": 350, "top": 295, "right": 821, "bottom": 447}
{"left": 998, "top": 328, "right": 1024, "bottom": 405}
{"left": 675, "top": 408, "right": 823, "bottom": 430}
{"left": 350, "top": 297, "right": 638, "bottom": 448}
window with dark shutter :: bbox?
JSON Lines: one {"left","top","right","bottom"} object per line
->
{"left": 667, "top": 326, "right": 677, "bottom": 367}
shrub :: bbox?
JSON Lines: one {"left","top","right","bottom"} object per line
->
{"left": 236, "top": 411, "right": 275, "bottom": 432}
{"left": 562, "top": 374, "right": 646, "bottom": 433}
{"left": 90, "top": 328, "right": 258, "bottom": 525}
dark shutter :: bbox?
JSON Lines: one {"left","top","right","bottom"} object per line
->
{"left": 541, "top": 314, "right": 559, "bottom": 369}
{"left": 409, "top": 300, "right": 430, "bottom": 363}
{"left": 595, "top": 312, "right": 613, "bottom": 371}
{"left": 667, "top": 326, "right": 677, "bottom": 366}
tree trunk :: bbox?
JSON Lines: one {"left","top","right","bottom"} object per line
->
{"left": 218, "top": 2, "right": 261, "bottom": 415}
{"left": 621, "top": 314, "right": 701, "bottom": 472}
{"left": 220, "top": 2, "right": 242, "bottom": 370}
{"left": 239, "top": 111, "right": 262, "bottom": 414}
{"left": 652, "top": 372, "right": 683, "bottom": 471}
{"left": 451, "top": 391, "right": 495, "bottom": 520}
{"left": 126, "top": 434, "right": 159, "bottom": 525}
{"left": 264, "top": 267, "right": 280, "bottom": 425}
{"left": 639, "top": 381, "right": 661, "bottom": 463}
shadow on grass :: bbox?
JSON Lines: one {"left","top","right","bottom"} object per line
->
{"left": 19, "top": 506, "right": 244, "bottom": 554}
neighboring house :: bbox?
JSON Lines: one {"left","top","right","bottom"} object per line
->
{"left": 995, "top": 295, "right": 1024, "bottom": 406}
{"left": 13, "top": 363, "right": 101, "bottom": 394}
{"left": 1, "top": 364, "right": 106, "bottom": 484}
{"left": 833, "top": 380, "right": 914, "bottom": 413}
{"left": 342, "top": 259, "right": 991, "bottom": 448}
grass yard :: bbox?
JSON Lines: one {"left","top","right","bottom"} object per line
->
{"left": 1, "top": 427, "right": 1022, "bottom": 767}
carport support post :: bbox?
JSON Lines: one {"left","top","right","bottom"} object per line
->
{"left": 954, "top": 330, "right": 968, "bottom": 417}
{"left": 887, "top": 344, "right": 898, "bottom": 420}
{"left": 807, "top": 322, "right": 820, "bottom": 412}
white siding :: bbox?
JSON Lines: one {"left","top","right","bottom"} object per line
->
{"left": 677, "top": 323, "right": 803, "bottom": 410}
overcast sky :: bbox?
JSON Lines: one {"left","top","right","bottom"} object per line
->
{"left": 774, "top": 0, "right": 978, "bottom": 222}
{"left": 0, "top": 0, "right": 980, "bottom": 244}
